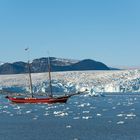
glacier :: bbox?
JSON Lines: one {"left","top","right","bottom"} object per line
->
{"left": 0, "top": 70, "right": 140, "bottom": 94}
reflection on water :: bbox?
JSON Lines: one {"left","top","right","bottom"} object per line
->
{"left": 0, "top": 93, "right": 140, "bottom": 140}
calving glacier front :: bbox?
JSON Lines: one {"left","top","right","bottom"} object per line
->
{"left": 0, "top": 70, "right": 140, "bottom": 93}
{"left": 102, "top": 70, "right": 140, "bottom": 92}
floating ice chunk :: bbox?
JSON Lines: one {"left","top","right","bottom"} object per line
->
{"left": 117, "top": 114, "right": 124, "bottom": 117}
{"left": 117, "top": 102, "right": 121, "bottom": 106}
{"left": 97, "top": 113, "right": 102, "bottom": 117}
{"left": 117, "top": 121, "right": 124, "bottom": 124}
{"left": 126, "top": 113, "right": 136, "bottom": 117}
{"left": 3, "top": 110, "right": 8, "bottom": 113}
{"left": 87, "top": 88, "right": 105, "bottom": 97}
{"left": 78, "top": 103, "right": 90, "bottom": 108}
{"left": 14, "top": 106, "right": 21, "bottom": 110}
{"left": 130, "top": 108, "right": 135, "bottom": 111}
{"left": 78, "top": 104, "right": 85, "bottom": 108}
{"left": 3, "top": 106, "right": 8, "bottom": 109}
{"left": 44, "top": 112, "right": 49, "bottom": 116}
{"left": 33, "top": 117, "right": 38, "bottom": 120}
{"left": 73, "top": 117, "right": 80, "bottom": 120}
{"left": 26, "top": 110, "right": 31, "bottom": 114}
{"left": 82, "top": 116, "right": 90, "bottom": 120}
{"left": 66, "top": 125, "right": 72, "bottom": 128}
{"left": 83, "top": 111, "right": 90, "bottom": 114}
{"left": 90, "top": 106, "right": 96, "bottom": 109}
{"left": 102, "top": 109, "right": 108, "bottom": 111}
{"left": 125, "top": 117, "right": 128, "bottom": 120}
{"left": 53, "top": 111, "right": 68, "bottom": 117}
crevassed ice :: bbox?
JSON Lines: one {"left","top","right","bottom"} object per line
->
{"left": 0, "top": 70, "right": 140, "bottom": 93}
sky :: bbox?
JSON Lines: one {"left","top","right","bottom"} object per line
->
{"left": 0, "top": 0, "right": 140, "bottom": 67}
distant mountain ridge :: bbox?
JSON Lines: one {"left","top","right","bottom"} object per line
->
{"left": 0, "top": 57, "right": 110, "bottom": 74}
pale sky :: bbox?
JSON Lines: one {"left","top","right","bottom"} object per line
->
{"left": 0, "top": 0, "right": 140, "bottom": 67}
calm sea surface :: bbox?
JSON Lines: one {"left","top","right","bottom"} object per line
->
{"left": 0, "top": 93, "right": 140, "bottom": 140}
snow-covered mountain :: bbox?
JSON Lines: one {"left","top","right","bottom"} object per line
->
{"left": 0, "top": 70, "right": 140, "bottom": 94}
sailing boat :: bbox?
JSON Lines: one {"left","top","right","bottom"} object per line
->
{"left": 6, "top": 57, "right": 80, "bottom": 103}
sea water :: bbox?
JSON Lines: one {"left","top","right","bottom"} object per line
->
{"left": 0, "top": 93, "right": 140, "bottom": 140}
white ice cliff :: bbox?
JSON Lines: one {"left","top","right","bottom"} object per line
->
{"left": 0, "top": 70, "right": 140, "bottom": 94}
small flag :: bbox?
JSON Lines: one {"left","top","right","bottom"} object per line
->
{"left": 25, "top": 47, "right": 29, "bottom": 51}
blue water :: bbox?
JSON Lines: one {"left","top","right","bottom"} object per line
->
{"left": 0, "top": 93, "right": 140, "bottom": 140}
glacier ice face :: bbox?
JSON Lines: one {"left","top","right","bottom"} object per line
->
{"left": 0, "top": 70, "right": 140, "bottom": 94}
{"left": 102, "top": 70, "right": 140, "bottom": 92}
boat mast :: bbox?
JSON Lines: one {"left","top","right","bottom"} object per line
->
{"left": 25, "top": 47, "right": 33, "bottom": 98}
{"left": 47, "top": 57, "right": 53, "bottom": 97}
{"left": 28, "top": 60, "right": 33, "bottom": 98}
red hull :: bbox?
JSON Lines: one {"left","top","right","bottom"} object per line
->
{"left": 6, "top": 96, "right": 70, "bottom": 104}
